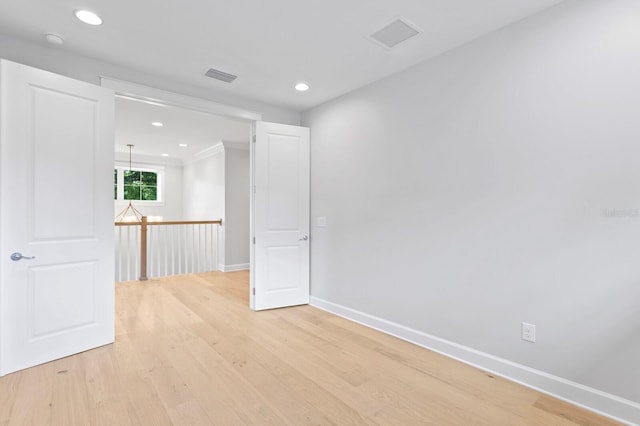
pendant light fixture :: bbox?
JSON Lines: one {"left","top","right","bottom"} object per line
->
{"left": 115, "top": 144, "right": 144, "bottom": 222}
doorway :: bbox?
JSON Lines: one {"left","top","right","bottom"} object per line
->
{"left": 102, "top": 78, "right": 311, "bottom": 312}
{"left": 112, "top": 95, "right": 252, "bottom": 280}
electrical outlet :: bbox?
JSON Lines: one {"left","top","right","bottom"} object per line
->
{"left": 521, "top": 322, "right": 536, "bottom": 343}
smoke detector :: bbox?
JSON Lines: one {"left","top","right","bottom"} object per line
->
{"left": 367, "top": 17, "right": 423, "bottom": 49}
{"left": 44, "top": 33, "right": 64, "bottom": 46}
{"left": 204, "top": 68, "right": 238, "bottom": 83}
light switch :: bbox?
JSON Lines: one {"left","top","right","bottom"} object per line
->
{"left": 316, "top": 216, "right": 327, "bottom": 227}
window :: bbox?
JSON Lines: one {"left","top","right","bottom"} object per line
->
{"left": 122, "top": 170, "right": 157, "bottom": 200}
{"left": 114, "top": 164, "right": 164, "bottom": 203}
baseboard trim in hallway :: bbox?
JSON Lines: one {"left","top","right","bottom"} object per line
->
{"left": 218, "top": 263, "right": 250, "bottom": 272}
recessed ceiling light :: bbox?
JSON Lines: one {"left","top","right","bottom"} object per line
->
{"left": 161, "top": 153, "right": 169, "bottom": 157}
{"left": 295, "top": 82, "right": 310, "bottom": 92}
{"left": 151, "top": 122, "right": 163, "bottom": 127}
{"left": 74, "top": 10, "right": 103, "bottom": 26}
{"left": 178, "top": 143, "right": 188, "bottom": 147}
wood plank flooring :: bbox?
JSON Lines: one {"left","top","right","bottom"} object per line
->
{"left": 0, "top": 271, "right": 621, "bottom": 425}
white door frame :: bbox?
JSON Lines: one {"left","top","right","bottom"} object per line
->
{"left": 251, "top": 122, "right": 310, "bottom": 311}
{"left": 100, "top": 78, "right": 262, "bottom": 123}
{"left": 100, "top": 78, "right": 262, "bottom": 306}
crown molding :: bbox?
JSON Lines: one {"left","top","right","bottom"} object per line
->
{"left": 183, "top": 142, "right": 225, "bottom": 165}
{"left": 222, "top": 141, "right": 249, "bottom": 151}
{"left": 183, "top": 140, "right": 250, "bottom": 165}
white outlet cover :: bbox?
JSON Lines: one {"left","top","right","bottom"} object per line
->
{"left": 522, "top": 322, "right": 536, "bottom": 343}
{"left": 316, "top": 216, "right": 327, "bottom": 227}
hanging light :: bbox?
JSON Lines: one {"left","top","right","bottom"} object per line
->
{"left": 115, "top": 144, "right": 144, "bottom": 222}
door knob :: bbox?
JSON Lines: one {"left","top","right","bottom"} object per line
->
{"left": 299, "top": 235, "right": 309, "bottom": 241}
{"left": 10, "top": 252, "right": 35, "bottom": 261}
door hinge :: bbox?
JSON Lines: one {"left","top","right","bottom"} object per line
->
{"left": 252, "top": 134, "right": 256, "bottom": 143}
{"left": 253, "top": 185, "right": 256, "bottom": 193}
{"left": 252, "top": 287, "right": 255, "bottom": 295}
{"left": 253, "top": 237, "right": 256, "bottom": 244}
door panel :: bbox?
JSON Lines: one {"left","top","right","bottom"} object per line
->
{"left": 266, "top": 135, "right": 301, "bottom": 230}
{"left": 32, "top": 86, "right": 97, "bottom": 239}
{"left": 30, "top": 262, "right": 97, "bottom": 338}
{"left": 252, "top": 122, "right": 310, "bottom": 311}
{"left": 0, "top": 59, "right": 115, "bottom": 375}
{"left": 267, "top": 246, "right": 302, "bottom": 290}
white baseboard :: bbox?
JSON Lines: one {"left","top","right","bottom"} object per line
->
{"left": 309, "top": 296, "right": 640, "bottom": 426}
{"left": 218, "top": 263, "right": 249, "bottom": 272}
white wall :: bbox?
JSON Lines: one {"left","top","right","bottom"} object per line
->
{"left": 182, "top": 144, "right": 250, "bottom": 270}
{"left": 0, "top": 35, "right": 300, "bottom": 125}
{"left": 160, "top": 164, "right": 185, "bottom": 220}
{"left": 183, "top": 151, "right": 225, "bottom": 222}
{"left": 182, "top": 149, "right": 226, "bottom": 266}
{"left": 303, "top": 0, "right": 640, "bottom": 421}
{"left": 224, "top": 146, "right": 250, "bottom": 267}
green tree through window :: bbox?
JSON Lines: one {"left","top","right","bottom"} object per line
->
{"left": 114, "top": 169, "right": 158, "bottom": 201}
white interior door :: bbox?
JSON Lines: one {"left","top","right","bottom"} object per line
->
{"left": 251, "top": 121, "right": 310, "bottom": 311}
{"left": 0, "top": 59, "right": 115, "bottom": 375}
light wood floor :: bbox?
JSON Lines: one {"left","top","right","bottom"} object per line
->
{"left": 0, "top": 271, "right": 620, "bottom": 425}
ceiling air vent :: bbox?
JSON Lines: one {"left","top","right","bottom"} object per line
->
{"left": 367, "top": 17, "right": 423, "bottom": 49}
{"left": 204, "top": 68, "right": 238, "bottom": 83}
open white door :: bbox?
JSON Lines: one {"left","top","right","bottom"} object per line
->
{"left": 0, "top": 60, "right": 115, "bottom": 375}
{"left": 251, "top": 121, "right": 310, "bottom": 311}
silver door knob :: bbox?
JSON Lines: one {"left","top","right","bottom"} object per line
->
{"left": 299, "top": 235, "right": 309, "bottom": 241}
{"left": 10, "top": 252, "right": 35, "bottom": 261}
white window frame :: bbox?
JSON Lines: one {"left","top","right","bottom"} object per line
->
{"left": 114, "top": 161, "right": 165, "bottom": 206}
